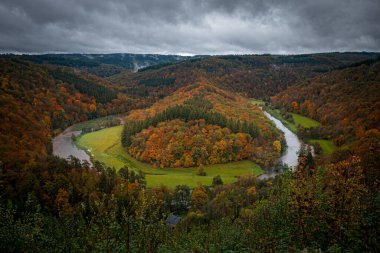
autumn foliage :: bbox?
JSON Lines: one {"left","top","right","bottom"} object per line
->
{"left": 271, "top": 61, "right": 380, "bottom": 184}
{"left": 0, "top": 54, "right": 379, "bottom": 252}
{"left": 0, "top": 58, "right": 145, "bottom": 168}
{"left": 123, "top": 82, "right": 281, "bottom": 168}
{"left": 128, "top": 119, "right": 255, "bottom": 168}
{"left": 112, "top": 53, "right": 378, "bottom": 100}
{"left": 272, "top": 61, "right": 380, "bottom": 144}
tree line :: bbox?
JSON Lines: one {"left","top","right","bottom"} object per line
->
{"left": 50, "top": 69, "right": 117, "bottom": 104}
{"left": 122, "top": 96, "right": 259, "bottom": 147}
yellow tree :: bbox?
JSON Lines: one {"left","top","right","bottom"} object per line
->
{"left": 273, "top": 140, "right": 281, "bottom": 154}
{"left": 191, "top": 184, "right": 208, "bottom": 210}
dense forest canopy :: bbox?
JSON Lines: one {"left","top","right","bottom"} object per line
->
{"left": 128, "top": 119, "right": 256, "bottom": 168}
{"left": 0, "top": 58, "right": 148, "bottom": 168}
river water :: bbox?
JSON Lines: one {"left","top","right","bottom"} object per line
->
{"left": 264, "top": 112, "right": 301, "bottom": 168}
{"left": 257, "top": 111, "right": 306, "bottom": 180}
{"left": 52, "top": 127, "right": 92, "bottom": 166}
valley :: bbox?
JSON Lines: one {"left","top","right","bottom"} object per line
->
{"left": 53, "top": 95, "right": 312, "bottom": 187}
{"left": 1, "top": 52, "right": 379, "bottom": 252}
{"left": 1, "top": 1, "right": 380, "bottom": 251}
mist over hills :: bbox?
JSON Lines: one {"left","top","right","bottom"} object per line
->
{"left": 3, "top": 53, "right": 195, "bottom": 77}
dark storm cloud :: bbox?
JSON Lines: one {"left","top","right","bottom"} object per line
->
{"left": 0, "top": 0, "right": 379, "bottom": 54}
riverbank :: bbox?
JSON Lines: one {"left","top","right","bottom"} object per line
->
{"left": 53, "top": 105, "right": 308, "bottom": 186}
{"left": 52, "top": 114, "right": 127, "bottom": 166}
{"left": 265, "top": 107, "right": 336, "bottom": 155}
{"left": 75, "top": 125, "right": 263, "bottom": 188}
{"left": 264, "top": 111, "right": 301, "bottom": 168}
{"left": 52, "top": 126, "right": 93, "bottom": 165}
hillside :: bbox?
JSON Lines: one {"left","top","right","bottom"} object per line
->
{"left": 272, "top": 61, "right": 380, "bottom": 146}
{"left": 271, "top": 60, "right": 380, "bottom": 185}
{"left": 122, "top": 82, "right": 282, "bottom": 168}
{"left": 111, "top": 52, "right": 379, "bottom": 99}
{"left": 0, "top": 58, "right": 146, "bottom": 168}
{"left": 12, "top": 53, "right": 193, "bottom": 77}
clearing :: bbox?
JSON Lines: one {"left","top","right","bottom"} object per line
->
{"left": 290, "top": 113, "right": 321, "bottom": 128}
{"left": 308, "top": 139, "right": 337, "bottom": 155}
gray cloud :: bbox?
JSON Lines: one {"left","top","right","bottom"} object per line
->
{"left": 0, "top": 0, "right": 379, "bottom": 54}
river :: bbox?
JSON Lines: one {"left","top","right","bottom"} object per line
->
{"left": 52, "top": 127, "right": 93, "bottom": 166}
{"left": 264, "top": 111, "right": 301, "bottom": 168}
{"left": 257, "top": 111, "right": 308, "bottom": 180}
{"left": 53, "top": 111, "right": 304, "bottom": 179}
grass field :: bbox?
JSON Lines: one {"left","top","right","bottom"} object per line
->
{"left": 290, "top": 113, "right": 320, "bottom": 128}
{"left": 309, "top": 139, "right": 337, "bottom": 155}
{"left": 75, "top": 125, "right": 263, "bottom": 188}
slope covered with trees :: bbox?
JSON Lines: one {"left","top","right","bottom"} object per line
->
{"left": 0, "top": 58, "right": 146, "bottom": 168}
{"left": 128, "top": 119, "right": 255, "bottom": 168}
{"left": 13, "top": 53, "right": 193, "bottom": 77}
{"left": 271, "top": 60, "right": 380, "bottom": 186}
{"left": 111, "top": 52, "right": 379, "bottom": 99}
{"left": 122, "top": 82, "right": 282, "bottom": 168}
{"left": 0, "top": 151, "right": 377, "bottom": 252}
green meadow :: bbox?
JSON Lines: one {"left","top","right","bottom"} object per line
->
{"left": 309, "top": 139, "right": 337, "bottom": 155}
{"left": 75, "top": 125, "right": 263, "bottom": 188}
{"left": 290, "top": 113, "right": 321, "bottom": 128}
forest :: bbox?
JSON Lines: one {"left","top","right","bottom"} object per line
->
{"left": 123, "top": 82, "right": 281, "bottom": 168}
{"left": 111, "top": 52, "right": 379, "bottom": 100}
{"left": 271, "top": 60, "right": 380, "bottom": 187}
{"left": 13, "top": 53, "right": 191, "bottom": 77}
{"left": 121, "top": 95, "right": 259, "bottom": 147}
{"left": 0, "top": 58, "right": 149, "bottom": 168}
{"left": 0, "top": 53, "right": 379, "bottom": 252}
{"left": 127, "top": 119, "right": 256, "bottom": 168}
{"left": 0, "top": 149, "right": 377, "bottom": 252}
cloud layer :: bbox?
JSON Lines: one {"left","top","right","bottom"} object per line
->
{"left": 1, "top": 0, "right": 379, "bottom": 54}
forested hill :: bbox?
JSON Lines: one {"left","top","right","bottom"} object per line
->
{"left": 7, "top": 53, "right": 193, "bottom": 77}
{"left": 271, "top": 60, "right": 380, "bottom": 186}
{"left": 0, "top": 58, "right": 147, "bottom": 168}
{"left": 110, "top": 52, "right": 379, "bottom": 99}
{"left": 122, "top": 81, "right": 282, "bottom": 168}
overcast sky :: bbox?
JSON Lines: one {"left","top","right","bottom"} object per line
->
{"left": 0, "top": 0, "right": 379, "bottom": 55}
